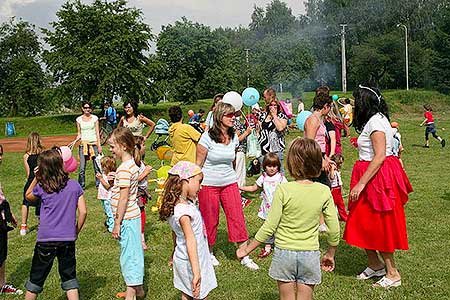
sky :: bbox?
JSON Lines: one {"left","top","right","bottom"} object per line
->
{"left": 0, "top": 0, "right": 307, "bottom": 34}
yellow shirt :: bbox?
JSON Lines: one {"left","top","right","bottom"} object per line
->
{"left": 169, "top": 122, "right": 201, "bottom": 166}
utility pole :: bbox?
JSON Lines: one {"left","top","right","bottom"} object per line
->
{"left": 340, "top": 24, "right": 347, "bottom": 93}
{"left": 245, "top": 48, "right": 250, "bottom": 87}
{"left": 397, "top": 24, "right": 409, "bottom": 91}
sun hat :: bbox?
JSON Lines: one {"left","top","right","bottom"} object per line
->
{"left": 168, "top": 161, "right": 202, "bottom": 180}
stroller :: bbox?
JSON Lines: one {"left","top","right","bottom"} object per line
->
{"left": 150, "top": 118, "right": 170, "bottom": 151}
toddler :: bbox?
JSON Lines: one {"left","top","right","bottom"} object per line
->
{"left": 95, "top": 156, "right": 117, "bottom": 233}
{"left": 329, "top": 154, "right": 348, "bottom": 221}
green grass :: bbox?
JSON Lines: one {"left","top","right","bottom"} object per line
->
{"left": 1, "top": 90, "right": 450, "bottom": 299}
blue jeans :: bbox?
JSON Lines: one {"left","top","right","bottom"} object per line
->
{"left": 78, "top": 144, "right": 100, "bottom": 189}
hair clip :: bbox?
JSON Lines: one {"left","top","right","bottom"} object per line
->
{"left": 359, "top": 85, "right": 381, "bottom": 103}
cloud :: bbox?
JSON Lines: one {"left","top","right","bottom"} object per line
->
{"left": 0, "top": 0, "right": 38, "bottom": 20}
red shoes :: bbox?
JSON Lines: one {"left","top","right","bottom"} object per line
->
{"left": 258, "top": 247, "right": 272, "bottom": 258}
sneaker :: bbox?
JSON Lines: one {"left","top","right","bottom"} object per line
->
{"left": 20, "top": 224, "right": 28, "bottom": 236}
{"left": 441, "top": 139, "right": 446, "bottom": 147}
{"left": 210, "top": 254, "right": 220, "bottom": 267}
{"left": 318, "top": 223, "right": 328, "bottom": 233}
{"left": 241, "top": 257, "right": 259, "bottom": 270}
{"left": 241, "top": 197, "right": 252, "bottom": 208}
{"left": 423, "top": 145, "right": 430, "bottom": 148}
{"left": 0, "top": 284, "right": 23, "bottom": 295}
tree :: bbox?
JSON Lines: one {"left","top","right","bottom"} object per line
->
{"left": 432, "top": 5, "right": 450, "bottom": 94}
{"left": 0, "top": 19, "right": 47, "bottom": 116}
{"left": 43, "top": 0, "right": 153, "bottom": 106}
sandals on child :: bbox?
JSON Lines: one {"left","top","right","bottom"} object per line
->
{"left": 356, "top": 267, "right": 386, "bottom": 280}
{"left": 372, "top": 276, "right": 401, "bottom": 289}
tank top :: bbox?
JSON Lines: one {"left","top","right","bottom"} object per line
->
{"left": 313, "top": 115, "right": 327, "bottom": 153}
{"left": 23, "top": 153, "right": 39, "bottom": 199}
{"left": 123, "top": 116, "right": 144, "bottom": 136}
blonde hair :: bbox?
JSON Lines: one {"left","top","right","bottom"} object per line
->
{"left": 100, "top": 156, "right": 117, "bottom": 174}
{"left": 286, "top": 138, "right": 322, "bottom": 180}
{"left": 26, "top": 132, "right": 44, "bottom": 154}
{"left": 110, "top": 127, "right": 140, "bottom": 165}
{"left": 328, "top": 101, "right": 343, "bottom": 123}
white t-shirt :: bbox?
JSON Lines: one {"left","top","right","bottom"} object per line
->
{"left": 76, "top": 115, "right": 98, "bottom": 143}
{"left": 138, "top": 163, "right": 148, "bottom": 191}
{"left": 199, "top": 133, "right": 239, "bottom": 186}
{"left": 357, "top": 113, "right": 393, "bottom": 161}
{"left": 330, "top": 170, "right": 342, "bottom": 188}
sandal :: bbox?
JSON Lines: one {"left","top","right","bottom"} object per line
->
{"left": 356, "top": 267, "right": 386, "bottom": 280}
{"left": 258, "top": 247, "right": 271, "bottom": 258}
{"left": 373, "top": 276, "right": 401, "bottom": 289}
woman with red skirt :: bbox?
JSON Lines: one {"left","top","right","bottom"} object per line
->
{"left": 343, "top": 85, "right": 412, "bottom": 289}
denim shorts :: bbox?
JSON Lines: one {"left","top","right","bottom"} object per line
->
{"left": 269, "top": 248, "right": 321, "bottom": 285}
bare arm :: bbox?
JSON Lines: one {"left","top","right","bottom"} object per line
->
{"left": 140, "top": 115, "right": 156, "bottom": 139}
{"left": 95, "top": 174, "right": 111, "bottom": 189}
{"left": 180, "top": 215, "right": 201, "bottom": 298}
{"left": 75, "top": 121, "right": 81, "bottom": 141}
{"left": 137, "top": 165, "right": 153, "bottom": 181}
{"left": 420, "top": 118, "right": 427, "bottom": 126}
{"left": 25, "top": 177, "right": 38, "bottom": 201}
{"left": 237, "top": 126, "right": 252, "bottom": 142}
{"left": 112, "top": 186, "right": 130, "bottom": 239}
{"left": 118, "top": 116, "right": 124, "bottom": 127}
{"left": 328, "top": 130, "right": 336, "bottom": 157}
{"left": 304, "top": 117, "right": 319, "bottom": 139}
{"left": 236, "top": 239, "right": 262, "bottom": 259}
{"left": 350, "top": 131, "right": 386, "bottom": 201}
{"left": 272, "top": 115, "right": 288, "bottom": 132}
{"left": 239, "top": 184, "right": 259, "bottom": 192}
{"left": 23, "top": 153, "right": 30, "bottom": 178}
{"left": 76, "top": 195, "right": 87, "bottom": 234}
{"left": 196, "top": 144, "right": 208, "bottom": 167}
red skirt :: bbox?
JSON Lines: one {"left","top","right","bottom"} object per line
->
{"left": 343, "top": 156, "right": 412, "bottom": 252}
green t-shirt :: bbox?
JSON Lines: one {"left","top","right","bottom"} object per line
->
{"left": 255, "top": 181, "right": 340, "bottom": 251}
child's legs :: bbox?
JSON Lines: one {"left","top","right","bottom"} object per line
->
{"left": 126, "top": 285, "right": 144, "bottom": 300}
{"left": 101, "top": 200, "right": 114, "bottom": 231}
{"left": 21, "top": 204, "right": 29, "bottom": 225}
{"left": 181, "top": 292, "right": 193, "bottom": 300}
{"left": 198, "top": 186, "right": 221, "bottom": 247}
{"left": 277, "top": 281, "right": 296, "bottom": 300}
{"left": 25, "top": 242, "right": 58, "bottom": 295}
{"left": 331, "top": 187, "right": 348, "bottom": 221}
{"left": 119, "top": 219, "right": 144, "bottom": 289}
{"left": 140, "top": 207, "right": 146, "bottom": 234}
{"left": 66, "top": 289, "right": 79, "bottom": 300}
{"left": 0, "top": 231, "right": 6, "bottom": 286}
{"left": 220, "top": 183, "right": 249, "bottom": 243}
{"left": 296, "top": 283, "right": 314, "bottom": 300}
{"left": 56, "top": 241, "right": 79, "bottom": 293}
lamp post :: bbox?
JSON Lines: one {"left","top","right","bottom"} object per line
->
{"left": 397, "top": 24, "right": 409, "bottom": 91}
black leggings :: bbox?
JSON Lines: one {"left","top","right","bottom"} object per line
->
{"left": 425, "top": 124, "right": 439, "bottom": 140}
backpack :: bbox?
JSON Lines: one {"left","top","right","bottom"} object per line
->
{"left": 106, "top": 107, "right": 117, "bottom": 124}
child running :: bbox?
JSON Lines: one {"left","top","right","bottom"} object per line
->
{"left": 160, "top": 161, "right": 217, "bottom": 300}
{"left": 24, "top": 149, "right": 87, "bottom": 300}
{"left": 237, "top": 138, "right": 339, "bottom": 300}
{"left": 21, "top": 132, "right": 44, "bottom": 236}
{"left": 329, "top": 154, "right": 348, "bottom": 221}
{"left": 96, "top": 156, "right": 117, "bottom": 233}
{"left": 109, "top": 127, "right": 144, "bottom": 300}
{"left": 135, "top": 136, "right": 153, "bottom": 250}
{"left": 239, "top": 152, "right": 287, "bottom": 258}
{"left": 0, "top": 144, "right": 23, "bottom": 295}
{"left": 420, "top": 104, "right": 445, "bottom": 148}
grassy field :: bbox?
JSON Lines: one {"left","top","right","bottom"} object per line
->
{"left": 1, "top": 90, "right": 450, "bottom": 299}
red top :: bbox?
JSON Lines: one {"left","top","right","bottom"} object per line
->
{"left": 424, "top": 111, "right": 434, "bottom": 123}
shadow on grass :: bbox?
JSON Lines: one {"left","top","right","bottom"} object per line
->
{"left": 333, "top": 241, "right": 367, "bottom": 277}
{"left": 259, "top": 291, "right": 279, "bottom": 300}
{"left": 77, "top": 270, "right": 108, "bottom": 300}
{"left": 215, "top": 228, "right": 238, "bottom": 260}
{"left": 441, "top": 191, "right": 450, "bottom": 201}
{"left": 9, "top": 256, "right": 32, "bottom": 288}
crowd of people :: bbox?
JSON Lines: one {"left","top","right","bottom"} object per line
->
{"left": 0, "top": 84, "right": 418, "bottom": 300}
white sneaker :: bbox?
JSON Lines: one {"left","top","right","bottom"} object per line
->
{"left": 318, "top": 223, "right": 328, "bottom": 233}
{"left": 19, "top": 224, "right": 28, "bottom": 236}
{"left": 241, "top": 256, "right": 259, "bottom": 270}
{"left": 210, "top": 254, "right": 220, "bottom": 267}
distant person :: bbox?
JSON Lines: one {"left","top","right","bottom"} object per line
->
{"left": 74, "top": 101, "right": 102, "bottom": 189}
{"left": 205, "top": 94, "right": 223, "bottom": 131}
{"left": 344, "top": 85, "right": 412, "bottom": 289}
{"left": 190, "top": 109, "right": 205, "bottom": 123}
{"left": 21, "top": 132, "right": 44, "bottom": 236}
{"left": 420, "top": 104, "right": 445, "bottom": 148}
{"left": 297, "top": 98, "right": 304, "bottom": 114}
{"left": 25, "top": 149, "right": 87, "bottom": 300}
{"left": 339, "top": 98, "right": 353, "bottom": 125}
{"left": 168, "top": 106, "right": 201, "bottom": 166}
{"left": 100, "top": 101, "right": 118, "bottom": 135}
{"left": 0, "top": 144, "right": 23, "bottom": 295}
{"left": 233, "top": 110, "right": 252, "bottom": 189}
{"left": 237, "top": 138, "right": 339, "bottom": 300}
{"left": 390, "top": 122, "right": 404, "bottom": 168}
{"left": 329, "top": 154, "right": 347, "bottom": 221}
{"left": 160, "top": 161, "right": 217, "bottom": 300}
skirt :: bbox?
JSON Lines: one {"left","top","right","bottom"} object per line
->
{"left": 343, "top": 156, "right": 412, "bottom": 252}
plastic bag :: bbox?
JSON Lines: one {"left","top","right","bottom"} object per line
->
{"left": 246, "top": 131, "right": 261, "bottom": 158}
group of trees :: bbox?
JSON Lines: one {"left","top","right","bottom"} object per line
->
{"left": 1, "top": 0, "right": 450, "bottom": 116}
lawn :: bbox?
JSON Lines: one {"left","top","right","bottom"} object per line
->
{"left": 1, "top": 90, "right": 450, "bottom": 299}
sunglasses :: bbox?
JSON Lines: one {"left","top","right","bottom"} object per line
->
{"left": 223, "top": 113, "right": 235, "bottom": 118}
{"left": 83, "top": 106, "right": 91, "bottom": 109}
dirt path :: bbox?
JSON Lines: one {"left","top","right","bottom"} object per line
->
{"left": 0, "top": 135, "right": 77, "bottom": 153}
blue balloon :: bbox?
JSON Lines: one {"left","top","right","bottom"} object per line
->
{"left": 296, "top": 111, "right": 312, "bottom": 131}
{"left": 242, "top": 87, "right": 260, "bottom": 107}
{"left": 332, "top": 94, "right": 339, "bottom": 101}
{"left": 287, "top": 119, "right": 292, "bottom": 125}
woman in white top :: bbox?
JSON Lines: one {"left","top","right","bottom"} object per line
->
{"left": 204, "top": 93, "right": 223, "bottom": 132}
{"left": 196, "top": 102, "right": 259, "bottom": 270}
{"left": 343, "top": 85, "right": 412, "bottom": 289}
{"left": 74, "top": 101, "right": 102, "bottom": 189}
{"left": 118, "top": 100, "right": 155, "bottom": 160}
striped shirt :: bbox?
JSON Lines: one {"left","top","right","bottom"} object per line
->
{"left": 110, "top": 159, "right": 140, "bottom": 220}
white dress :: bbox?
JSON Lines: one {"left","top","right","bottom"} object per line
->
{"left": 168, "top": 202, "right": 217, "bottom": 298}
{"left": 255, "top": 172, "right": 287, "bottom": 220}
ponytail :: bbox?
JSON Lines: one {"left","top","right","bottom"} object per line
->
{"left": 133, "top": 145, "right": 141, "bottom": 167}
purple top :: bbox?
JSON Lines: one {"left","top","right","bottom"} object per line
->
{"left": 32, "top": 179, "right": 83, "bottom": 242}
